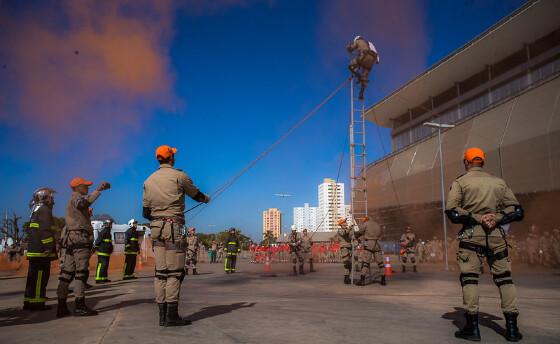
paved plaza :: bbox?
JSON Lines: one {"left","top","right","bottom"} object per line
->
{"left": 0, "top": 261, "right": 559, "bottom": 344}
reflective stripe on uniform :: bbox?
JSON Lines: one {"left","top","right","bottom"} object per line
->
{"left": 27, "top": 252, "right": 56, "bottom": 258}
{"left": 103, "top": 239, "right": 112, "bottom": 243}
{"left": 29, "top": 222, "right": 39, "bottom": 228}
{"left": 97, "top": 252, "right": 110, "bottom": 256}
{"left": 228, "top": 242, "right": 237, "bottom": 245}
{"left": 24, "top": 297, "right": 47, "bottom": 303}
{"left": 41, "top": 237, "right": 54, "bottom": 244}
{"left": 130, "top": 238, "right": 138, "bottom": 241}
{"left": 124, "top": 251, "right": 138, "bottom": 255}
{"left": 36, "top": 270, "right": 43, "bottom": 300}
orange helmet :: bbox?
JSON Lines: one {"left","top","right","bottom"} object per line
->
{"left": 337, "top": 218, "right": 347, "bottom": 225}
{"left": 464, "top": 147, "right": 485, "bottom": 163}
{"left": 70, "top": 177, "right": 93, "bottom": 188}
{"left": 155, "top": 145, "right": 177, "bottom": 160}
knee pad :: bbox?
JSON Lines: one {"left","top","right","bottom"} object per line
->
{"left": 155, "top": 269, "right": 168, "bottom": 280}
{"left": 362, "top": 262, "right": 370, "bottom": 269}
{"left": 58, "top": 269, "right": 75, "bottom": 283}
{"left": 493, "top": 271, "right": 513, "bottom": 287}
{"left": 459, "top": 273, "right": 479, "bottom": 287}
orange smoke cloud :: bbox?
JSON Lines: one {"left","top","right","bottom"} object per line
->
{"left": 0, "top": 0, "right": 177, "bottom": 161}
{"left": 316, "top": 0, "right": 430, "bottom": 92}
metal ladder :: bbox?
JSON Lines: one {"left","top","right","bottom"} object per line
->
{"left": 349, "top": 78, "right": 368, "bottom": 284}
{"left": 349, "top": 78, "right": 368, "bottom": 219}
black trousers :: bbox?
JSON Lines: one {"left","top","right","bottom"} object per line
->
{"left": 225, "top": 253, "right": 237, "bottom": 272}
{"left": 95, "top": 255, "right": 110, "bottom": 281}
{"left": 123, "top": 254, "right": 137, "bottom": 278}
{"left": 24, "top": 258, "right": 51, "bottom": 306}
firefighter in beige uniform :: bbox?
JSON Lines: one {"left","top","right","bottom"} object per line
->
{"left": 301, "top": 229, "right": 316, "bottom": 273}
{"left": 354, "top": 216, "right": 386, "bottom": 286}
{"left": 143, "top": 145, "right": 209, "bottom": 327}
{"left": 446, "top": 147, "right": 523, "bottom": 342}
{"left": 57, "top": 177, "right": 110, "bottom": 317}
{"left": 184, "top": 227, "right": 199, "bottom": 275}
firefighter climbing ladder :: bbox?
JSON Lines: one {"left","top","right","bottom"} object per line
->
{"left": 349, "top": 78, "right": 368, "bottom": 284}
{"left": 349, "top": 78, "right": 368, "bottom": 220}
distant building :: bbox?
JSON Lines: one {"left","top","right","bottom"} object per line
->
{"left": 293, "top": 203, "right": 318, "bottom": 232}
{"left": 262, "top": 208, "right": 282, "bottom": 239}
{"left": 317, "top": 178, "right": 347, "bottom": 231}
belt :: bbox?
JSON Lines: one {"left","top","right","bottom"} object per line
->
{"left": 153, "top": 217, "right": 185, "bottom": 224}
{"left": 459, "top": 241, "right": 509, "bottom": 261}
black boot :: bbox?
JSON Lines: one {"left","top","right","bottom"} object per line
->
{"left": 381, "top": 275, "right": 387, "bottom": 286}
{"left": 310, "top": 263, "right": 316, "bottom": 272}
{"left": 158, "top": 303, "right": 167, "bottom": 326}
{"left": 344, "top": 275, "right": 351, "bottom": 284}
{"left": 299, "top": 265, "right": 305, "bottom": 275}
{"left": 193, "top": 269, "right": 198, "bottom": 275}
{"left": 504, "top": 312, "right": 522, "bottom": 342}
{"left": 455, "top": 312, "right": 481, "bottom": 341}
{"left": 402, "top": 265, "right": 406, "bottom": 273}
{"left": 356, "top": 275, "right": 366, "bottom": 286}
{"left": 74, "top": 297, "right": 98, "bottom": 316}
{"left": 56, "top": 298, "right": 71, "bottom": 318}
{"left": 292, "top": 266, "right": 298, "bottom": 276}
{"left": 413, "top": 265, "right": 417, "bottom": 272}
{"left": 165, "top": 303, "right": 191, "bottom": 327}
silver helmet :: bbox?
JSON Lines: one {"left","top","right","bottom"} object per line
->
{"left": 29, "top": 187, "right": 56, "bottom": 208}
{"left": 102, "top": 219, "right": 113, "bottom": 229}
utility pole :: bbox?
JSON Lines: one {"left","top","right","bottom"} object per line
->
{"left": 423, "top": 122, "right": 455, "bottom": 271}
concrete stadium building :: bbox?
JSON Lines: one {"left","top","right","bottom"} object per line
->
{"left": 364, "top": 0, "right": 560, "bottom": 239}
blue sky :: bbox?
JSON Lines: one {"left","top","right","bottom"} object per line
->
{"left": 0, "top": 0, "right": 526, "bottom": 240}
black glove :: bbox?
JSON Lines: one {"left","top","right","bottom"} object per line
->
{"left": 97, "top": 181, "right": 111, "bottom": 191}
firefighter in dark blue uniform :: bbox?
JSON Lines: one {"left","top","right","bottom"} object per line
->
{"left": 224, "top": 228, "right": 241, "bottom": 273}
{"left": 23, "top": 188, "right": 58, "bottom": 311}
{"left": 123, "top": 218, "right": 140, "bottom": 280}
{"left": 94, "top": 219, "right": 113, "bottom": 283}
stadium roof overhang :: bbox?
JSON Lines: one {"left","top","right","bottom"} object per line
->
{"left": 365, "top": 0, "right": 560, "bottom": 128}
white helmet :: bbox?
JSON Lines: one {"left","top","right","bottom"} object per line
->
{"left": 291, "top": 225, "right": 297, "bottom": 231}
{"left": 128, "top": 218, "right": 138, "bottom": 227}
{"left": 354, "top": 35, "right": 363, "bottom": 42}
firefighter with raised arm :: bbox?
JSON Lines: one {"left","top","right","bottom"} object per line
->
{"left": 143, "top": 145, "right": 209, "bottom": 326}
{"left": 446, "top": 147, "right": 524, "bottom": 342}
{"left": 57, "top": 177, "right": 110, "bottom": 317}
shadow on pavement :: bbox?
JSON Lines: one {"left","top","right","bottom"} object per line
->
{"left": 0, "top": 293, "right": 126, "bottom": 327}
{"left": 94, "top": 298, "right": 154, "bottom": 313}
{"left": 442, "top": 307, "right": 506, "bottom": 337}
{"left": 187, "top": 302, "right": 256, "bottom": 322}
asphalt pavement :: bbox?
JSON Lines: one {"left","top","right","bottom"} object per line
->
{"left": 0, "top": 260, "right": 559, "bottom": 344}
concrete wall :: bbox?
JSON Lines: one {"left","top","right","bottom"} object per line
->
{"left": 366, "top": 76, "right": 560, "bottom": 239}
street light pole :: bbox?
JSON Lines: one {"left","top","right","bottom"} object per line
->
{"left": 423, "top": 122, "right": 455, "bottom": 271}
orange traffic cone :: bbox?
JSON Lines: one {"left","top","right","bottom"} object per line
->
{"left": 385, "top": 256, "right": 393, "bottom": 277}
{"left": 265, "top": 252, "right": 271, "bottom": 273}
